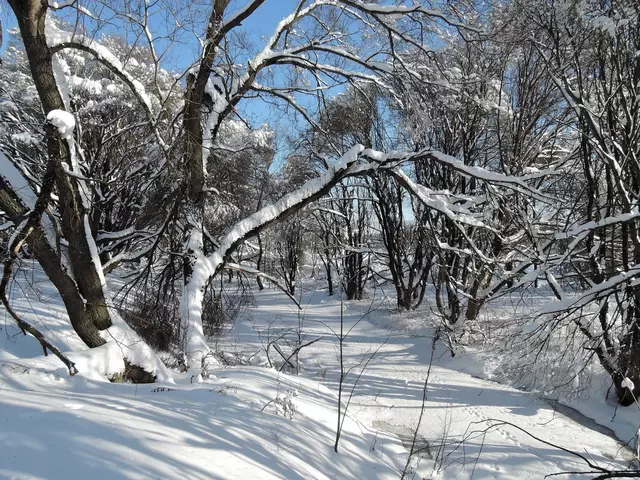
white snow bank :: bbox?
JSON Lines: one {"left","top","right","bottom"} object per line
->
{"left": 98, "top": 310, "right": 174, "bottom": 382}
{"left": 0, "top": 366, "right": 405, "bottom": 479}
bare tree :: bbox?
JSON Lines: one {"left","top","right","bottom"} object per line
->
{"left": 2, "top": 0, "right": 559, "bottom": 383}
{"left": 507, "top": 0, "right": 640, "bottom": 405}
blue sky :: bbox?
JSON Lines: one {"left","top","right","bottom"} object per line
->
{"left": 1, "top": 3, "right": 305, "bottom": 122}
{"left": 223, "top": 1, "right": 312, "bottom": 127}
{"left": 0, "top": 1, "right": 360, "bottom": 162}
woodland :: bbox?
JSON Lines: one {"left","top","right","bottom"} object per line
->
{"left": 1, "top": 1, "right": 639, "bottom": 478}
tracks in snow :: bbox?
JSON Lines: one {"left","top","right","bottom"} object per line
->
{"left": 235, "top": 290, "right": 631, "bottom": 479}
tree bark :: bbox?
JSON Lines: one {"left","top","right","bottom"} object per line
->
{"left": 7, "top": 0, "right": 113, "bottom": 347}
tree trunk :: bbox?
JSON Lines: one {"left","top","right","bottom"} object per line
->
{"left": 9, "top": 0, "right": 111, "bottom": 345}
{"left": 326, "top": 259, "right": 334, "bottom": 296}
{"left": 613, "top": 288, "right": 640, "bottom": 406}
{"left": 0, "top": 178, "right": 105, "bottom": 348}
{"left": 178, "top": 2, "right": 229, "bottom": 371}
{"left": 256, "top": 234, "right": 265, "bottom": 290}
{"left": 5, "top": 1, "right": 158, "bottom": 382}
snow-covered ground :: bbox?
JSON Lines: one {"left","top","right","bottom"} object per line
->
{"left": 222, "top": 282, "right": 639, "bottom": 479}
{"left": 0, "top": 365, "right": 405, "bottom": 479}
{"left": 0, "top": 269, "right": 404, "bottom": 479}
{"left": 1, "top": 267, "right": 638, "bottom": 479}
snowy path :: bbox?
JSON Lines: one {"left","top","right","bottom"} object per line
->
{"left": 225, "top": 288, "right": 632, "bottom": 479}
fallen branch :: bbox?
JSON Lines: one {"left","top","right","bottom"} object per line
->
{"left": 0, "top": 293, "right": 78, "bottom": 376}
{"left": 278, "top": 337, "right": 323, "bottom": 373}
{"left": 272, "top": 343, "right": 295, "bottom": 370}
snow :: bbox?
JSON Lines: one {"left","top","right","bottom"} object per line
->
{"left": 221, "top": 0, "right": 264, "bottom": 31}
{"left": 180, "top": 218, "right": 212, "bottom": 373}
{"left": 0, "top": 266, "right": 636, "bottom": 479}
{"left": 45, "top": 22, "right": 152, "bottom": 114}
{"left": 96, "top": 310, "right": 173, "bottom": 382}
{"left": 84, "top": 215, "right": 106, "bottom": 287}
{"left": 68, "top": 74, "right": 104, "bottom": 96}
{"left": 84, "top": 244, "right": 173, "bottom": 381}
{"left": 0, "top": 269, "right": 403, "bottom": 479}
{"left": 44, "top": 20, "right": 168, "bottom": 153}
{"left": 0, "top": 151, "right": 37, "bottom": 209}
{"left": 222, "top": 287, "right": 634, "bottom": 479}
{"left": 52, "top": 55, "right": 72, "bottom": 109}
{"left": 0, "top": 366, "right": 403, "bottom": 479}
{"left": 557, "top": 209, "right": 640, "bottom": 240}
{"left": 541, "top": 265, "right": 640, "bottom": 315}
{"left": 391, "top": 167, "right": 487, "bottom": 228}
{"left": 622, "top": 377, "right": 635, "bottom": 391}
{"left": 7, "top": 218, "right": 29, "bottom": 250}
{"left": 10, "top": 132, "right": 40, "bottom": 146}
{"left": 46, "top": 109, "right": 76, "bottom": 139}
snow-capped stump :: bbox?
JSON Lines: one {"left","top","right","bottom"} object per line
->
{"left": 46, "top": 109, "right": 76, "bottom": 139}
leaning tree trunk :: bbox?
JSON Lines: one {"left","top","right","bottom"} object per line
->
{"left": 255, "top": 234, "right": 265, "bottom": 290}
{"left": 0, "top": 176, "right": 105, "bottom": 348}
{"left": 8, "top": 0, "right": 112, "bottom": 346}
{"left": 5, "top": 0, "right": 156, "bottom": 381}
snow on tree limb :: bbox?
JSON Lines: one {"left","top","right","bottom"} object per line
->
{"left": 340, "top": 1, "right": 480, "bottom": 33}
{"left": 45, "top": 24, "right": 168, "bottom": 153}
{"left": 216, "top": 0, "right": 268, "bottom": 46}
{"left": 541, "top": 266, "right": 640, "bottom": 316}
{"left": 388, "top": 167, "right": 488, "bottom": 229}
{"left": 0, "top": 151, "right": 37, "bottom": 210}
{"left": 362, "top": 149, "right": 558, "bottom": 203}
{"left": 179, "top": 142, "right": 552, "bottom": 365}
